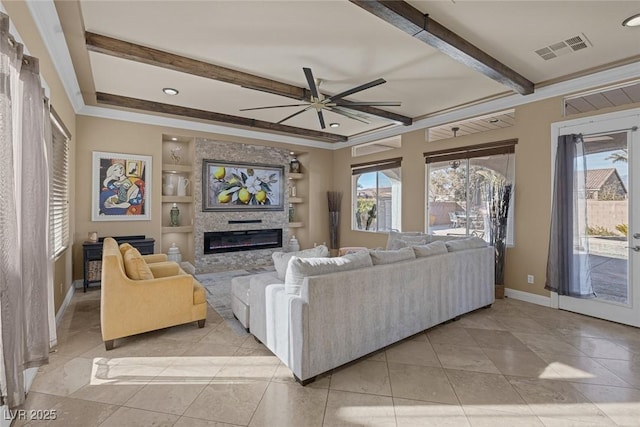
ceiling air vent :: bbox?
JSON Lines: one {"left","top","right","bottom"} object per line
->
{"left": 535, "top": 34, "right": 591, "bottom": 61}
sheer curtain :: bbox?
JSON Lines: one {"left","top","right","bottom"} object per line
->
{"left": 545, "top": 134, "right": 594, "bottom": 297}
{"left": 0, "top": 12, "right": 52, "bottom": 408}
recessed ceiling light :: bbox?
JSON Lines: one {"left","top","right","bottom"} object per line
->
{"left": 163, "top": 87, "right": 179, "bottom": 96}
{"left": 171, "top": 137, "right": 177, "bottom": 141}
{"left": 329, "top": 123, "right": 340, "bottom": 128}
{"left": 622, "top": 13, "right": 640, "bottom": 27}
{"left": 488, "top": 118, "right": 499, "bottom": 124}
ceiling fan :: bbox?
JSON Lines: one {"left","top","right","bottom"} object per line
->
{"left": 240, "top": 67, "right": 400, "bottom": 129}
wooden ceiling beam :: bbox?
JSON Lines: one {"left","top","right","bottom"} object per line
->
{"left": 349, "top": 0, "right": 535, "bottom": 95}
{"left": 96, "top": 92, "right": 347, "bottom": 143}
{"left": 86, "top": 32, "right": 412, "bottom": 125}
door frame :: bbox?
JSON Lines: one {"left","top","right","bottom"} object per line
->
{"left": 550, "top": 108, "right": 639, "bottom": 326}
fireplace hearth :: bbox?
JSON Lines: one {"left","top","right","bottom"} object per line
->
{"left": 204, "top": 229, "right": 282, "bottom": 254}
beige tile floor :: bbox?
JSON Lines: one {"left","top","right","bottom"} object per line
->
{"left": 13, "top": 290, "right": 640, "bottom": 426}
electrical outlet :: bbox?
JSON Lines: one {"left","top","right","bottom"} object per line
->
{"left": 527, "top": 275, "right": 534, "bottom": 284}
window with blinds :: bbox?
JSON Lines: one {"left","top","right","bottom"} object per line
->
{"left": 351, "top": 157, "right": 402, "bottom": 232}
{"left": 50, "top": 110, "right": 70, "bottom": 257}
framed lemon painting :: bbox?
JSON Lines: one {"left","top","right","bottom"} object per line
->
{"left": 202, "top": 160, "right": 284, "bottom": 211}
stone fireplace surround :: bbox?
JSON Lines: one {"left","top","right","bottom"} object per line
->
{"left": 194, "top": 138, "right": 291, "bottom": 273}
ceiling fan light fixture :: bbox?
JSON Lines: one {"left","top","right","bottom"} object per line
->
{"left": 622, "top": 13, "right": 640, "bottom": 27}
{"left": 162, "top": 87, "right": 179, "bottom": 96}
{"left": 329, "top": 122, "right": 340, "bottom": 128}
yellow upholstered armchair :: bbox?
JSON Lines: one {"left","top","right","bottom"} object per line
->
{"left": 100, "top": 237, "right": 207, "bottom": 350}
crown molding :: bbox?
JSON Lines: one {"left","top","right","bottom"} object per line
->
{"left": 25, "top": 0, "right": 640, "bottom": 151}
{"left": 78, "top": 105, "right": 337, "bottom": 150}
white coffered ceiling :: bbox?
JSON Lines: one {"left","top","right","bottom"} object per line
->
{"left": 59, "top": 0, "right": 640, "bottom": 143}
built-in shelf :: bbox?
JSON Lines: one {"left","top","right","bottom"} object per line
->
{"left": 289, "top": 173, "right": 303, "bottom": 180}
{"left": 162, "top": 225, "right": 194, "bottom": 233}
{"left": 289, "top": 197, "right": 303, "bottom": 203}
{"left": 162, "top": 163, "right": 192, "bottom": 173}
{"left": 162, "top": 196, "right": 193, "bottom": 203}
{"left": 288, "top": 222, "right": 303, "bottom": 228}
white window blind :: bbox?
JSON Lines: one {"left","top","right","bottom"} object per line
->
{"left": 50, "top": 110, "right": 70, "bottom": 257}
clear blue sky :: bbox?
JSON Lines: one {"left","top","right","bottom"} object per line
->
{"left": 358, "top": 172, "right": 391, "bottom": 189}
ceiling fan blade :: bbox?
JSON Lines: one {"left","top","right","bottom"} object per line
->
{"left": 317, "top": 110, "right": 326, "bottom": 129}
{"left": 303, "top": 67, "right": 320, "bottom": 100}
{"left": 240, "top": 103, "right": 309, "bottom": 111}
{"left": 334, "top": 101, "right": 401, "bottom": 107}
{"left": 277, "top": 106, "right": 312, "bottom": 125}
{"left": 327, "top": 78, "right": 386, "bottom": 102}
{"left": 330, "top": 106, "right": 372, "bottom": 124}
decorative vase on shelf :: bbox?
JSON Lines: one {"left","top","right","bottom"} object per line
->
{"left": 289, "top": 236, "right": 300, "bottom": 252}
{"left": 288, "top": 204, "right": 295, "bottom": 222}
{"left": 167, "top": 243, "right": 182, "bottom": 263}
{"left": 177, "top": 176, "right": 190, "bottom": 196}
{"left": 290, "top": 155, "right": 300, "bottom": 173}
{"left": 170, "top": 203, "right": 180, "bottom": 226}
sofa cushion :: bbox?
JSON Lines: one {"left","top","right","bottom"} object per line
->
{"left": 369, "top": 247, "right": 416, "bottom": 265}
{"left": 284, "top": 250, "right": 373, "bottom": 295}
{"left": 412, "top": 241, "right": 448, "bottom": 257}
{"left": 445, "top": 236, "right": 488, "bottom": 252}
{"left": 123, "top": 247, "right": 154, "bottom": 280}
{"left": 272, "top": 245, "right": 329, "bottom": 280}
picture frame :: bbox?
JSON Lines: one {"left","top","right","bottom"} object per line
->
{"left": 202, "top": 160, "right": 284, "bottom": 211}
{"left": 92, "top": 151, "right": 152, "bottom": 221}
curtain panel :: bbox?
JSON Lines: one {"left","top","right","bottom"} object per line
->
{"left": 545, "top": 134, "right": 594, "bottom": 297}
{"left": 0, "top": 12, "right": 51, "bottom": 408}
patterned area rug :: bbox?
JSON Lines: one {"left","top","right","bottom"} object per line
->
{"left": 196, "top": 267, "right": 274, "bottom": 335}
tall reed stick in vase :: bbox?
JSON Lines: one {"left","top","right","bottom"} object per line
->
{"left": 489, "top": 182, "right": 512, "bottom": 286}
{"left": 327, "top": 191, "right": 342, "bottom": 249}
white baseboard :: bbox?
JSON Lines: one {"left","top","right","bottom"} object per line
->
{"left": 55, "top": 281, "right": 76, "bottom": 326}
{"left": 505, "top": 288, "right": 551, "bottom": 307}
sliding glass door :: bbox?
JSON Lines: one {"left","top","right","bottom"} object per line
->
{"left": 426, "top": 149, "right": 515, "bottom": 243}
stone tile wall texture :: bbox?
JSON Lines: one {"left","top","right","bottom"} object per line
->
{"left": 195, "top": 139, "right": 291, "bottom": 273}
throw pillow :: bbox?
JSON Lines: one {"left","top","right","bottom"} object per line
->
{"left": 119, "top": 242, "right": 134, "bottom": 257}
{"left": 272, "top": 245, "right": 329, "bottom": 280}
{"left": 123, "top": 247, "right": 154, "bottom": 280}
{"left": 412, "top": 241, "right": 448, "bottom": 257}
{"left": 427, "top": 234, "right": 467, "bottom": 243}
{"left": 368, "top": 247, "right": 416, "bottom": 265}
{"left": 445, "top": 237, "right": 488, "bottom": 252}
{"left": 386, "top": 231, "right": 428, "bottom": 250}
{"left": 284, "top": 250, "right": 373, "bottom": 295}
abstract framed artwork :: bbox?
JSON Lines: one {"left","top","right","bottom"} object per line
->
{"left": 92, "top": 151, "right": 152, "bottom": 221}
{"left": 202, "top": 160, "right": 284, "bottom": 211}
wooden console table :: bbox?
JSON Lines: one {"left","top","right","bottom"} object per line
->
{"left": 82, "top": 235, "right": 155, "bottom": 292}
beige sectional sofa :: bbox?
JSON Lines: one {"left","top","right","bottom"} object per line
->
{"left": 230, "top": 245, "right": 329, "bottom": 333}
{"left": 259, "top": 236, "right": 495, "bottom": 384}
